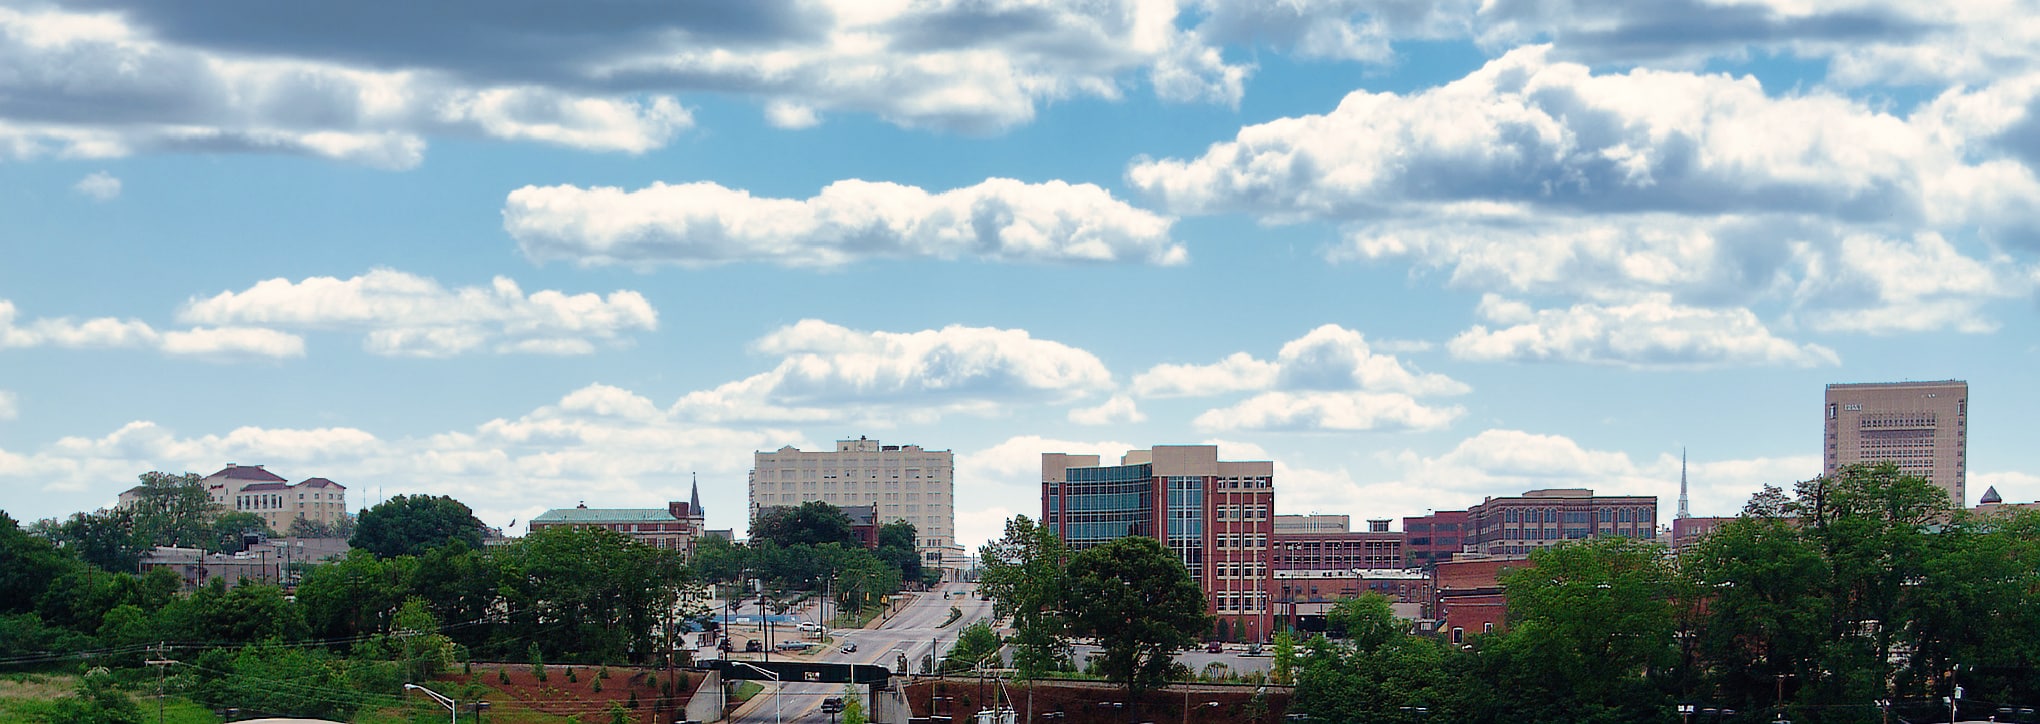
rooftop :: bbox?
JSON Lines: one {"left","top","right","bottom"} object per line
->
{"left": 531, "top": 507, "right": 678, "bottom": 524}
{"left": 208, "top": 463, "right": 287, "bottom": 483}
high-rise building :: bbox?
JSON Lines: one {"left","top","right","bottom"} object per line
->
{"left": 1042, "top": 445, "right": 1275, "bottom": 642}
{"left": 1824, "top": 380, "right": 1969, "bottom": 505}
{"left": 749, "top": 437, "right": 957, "bottom": 577}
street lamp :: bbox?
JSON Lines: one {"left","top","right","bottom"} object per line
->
{"left": 729, "top": 660, "right": 782, "bottom": 724}
{"left": 403, "top": 683, "right": 457, "bottom": 724}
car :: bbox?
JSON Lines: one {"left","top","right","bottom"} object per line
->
{"left": 797, "top": 621, "right": 823, "bottom": 632}
{"left": 821, "top": 697, "right": 845, "bottom": 714}
{"left": 744, "top": 640, "right": 763, "bottom": 652}
{"left": 1206, "top": 641, "right": 1224, "bottom": 653}
{"left": 777, "top": 640, "right": 815, "bottom": 651}
{"left": 840, "top": 642, "right": 858, "bottom": 654}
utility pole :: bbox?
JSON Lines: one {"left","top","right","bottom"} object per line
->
{"left": 145, "top": 644, "right": 177, "bottom": 724}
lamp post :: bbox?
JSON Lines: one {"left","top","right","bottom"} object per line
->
{"left": 730, "top": 660, "right": 783, "bottom": 724}
{"left": 403, "top": 683, "right": 457, "bottom": 724}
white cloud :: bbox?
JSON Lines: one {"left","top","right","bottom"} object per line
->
{"left": 764, "top": 101, "right": 821, "bottom": 130}
{"left": 504, "top": 178, "right": 1184, "bottom": 268}
{"left": 674, "top": 320, "right": 1115, "bottom": 423}
{"left": 0, "top": 299, "right": 299, "bottom": 360}
{"left": 72, "top": 171, "right": 120, "bottom": 201}
{"left": 1133, "top": 325, "right": 1465, "bottom": 399}
{"left": 955, "top": 434, "right": 1139, "bottom": 547}
{"left": 1068, "top": 395, "right": 1146, "bottom": 425}
{"left": 1378, "top": 428, "right": 1819, "bottom": 519}
{"left": 1130, "top": 45, "right": 2040, "bottom": 229}
{"left": 0, "top": 7, "right": 694, "bottom": 168}
{"left": 1974, "top": 471, "right": 2040, "bottom": 505}
{"left": 0, "top": 383, "right": 800, "bottom": 536}
{"left": 0, "top": 2, "right": 1262, "bottom": 165}
{"left": 1190, "top": 0, "right": 1473, "bottom": 63}
{"left": 1790, "top": 232, "right": 2036, "bottom": 334}
{"left": 1133, "top": 352, "right": 1279, "bottom": 397}
{"left": 158, "top": 327, "right": 307, "bottom": 359}
{"left": 1194, "top": 391, "right": 1462, "bottom": 432}
{"left": 178, "top": 269, "right": 657, "bottom": 357}
{"left": 1449, "top": 294, "right": 1840, "bottom": 368}
{"left": 0, "top": 390, "right": 15, "bottom": 420}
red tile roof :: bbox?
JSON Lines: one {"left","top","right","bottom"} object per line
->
{"left": 208, "top": 464, "right": 287, "bottom": 483}
{"left": 238, "top": 482, "right": 290, "bottom": 492}
{"left": 299, "top": 477, "right": 345, "bottom": 489}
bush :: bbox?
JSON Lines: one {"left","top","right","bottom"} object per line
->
{"left": 567, "top": 667, "right": 578, "bottom": 683}
{"left": 591, "top": 676, "right": 602, "bottom": 693}
{"left": 499, "top": 668, "right": 510, "bottom": 685}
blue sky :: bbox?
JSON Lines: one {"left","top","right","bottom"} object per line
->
{"left": 3, "top": 0, "right": 2037, "bottom": 549}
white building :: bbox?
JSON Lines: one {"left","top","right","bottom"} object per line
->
{"left": 749, "top": 437, "right": 957, "bottom": 578}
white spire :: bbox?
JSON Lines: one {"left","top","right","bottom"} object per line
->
{"left": 1677, "top": 447, "right": 1690, "bottom": 519}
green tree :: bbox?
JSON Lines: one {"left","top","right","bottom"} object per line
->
{"left": 978, "top": 515, "right": 1072, "bottom": 680}
{"left": 941, "top": 621, "right": 1003, "bottom": 673}
{"left": 1325, "top": 594, "right": 1403, "bottom": 650}
{"left": 293, "top": 550, "right": 416, "bottom": 640}
{"left": 495, "top": 525, "right": 689, "bottom": 664}
{"left": 1061, "top": 536, "right": 1211, "bottom": 718}
{"left": 1495, "top": 536, "right": 1678, "bottom": 724}
{"left": 208, "top": 511, "right": 273, "bottom": 553}
{"left": 1270, "top": 630, "right": 1297, "bottom": 685}
{"left": 876, "top": 519, "right": 923, "bottom": 583}
{"left": 124, "top": 471, "right": 218, "bottom": 549}
{"left": 840, "top": 683, "right": 868, "bottom": 724}
{"left": 751, "top": 500, "right": 856, "bottom": 548}
{"left": 0, "top": 511, "right": 82, "bottom": 614}
{"left": 349, "top": 494, "right": 484, "bottom": 559}
{"left": 45, "top": 508, "right": 146, "bottom": 573}
{"left": 47, "top": 668, "right": 142, "bottom": 724}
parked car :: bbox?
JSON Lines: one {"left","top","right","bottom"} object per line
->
{"left": 744, "top": 640, "right": 763, "bottom": 652}
{"left": 797, "top": 621, "right": 823, "bottom": 632}
{"left": 1206, "top": 641, "right": 1224, "bottom": 653}
{"left": 840, "top": 642, "right": 858, "bottom": 654}
{"left": 777, "top": 640, "right": 815, "bottom": 651}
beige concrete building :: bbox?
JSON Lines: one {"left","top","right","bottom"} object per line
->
{"left": 1824, "top": 380, "right": 1968, "bottom": 506}
{"left": 201, "top": 464, "right": 349, "bottom": 533}
{"left": 749, "top": 437, "right": 957, "bottom": 577}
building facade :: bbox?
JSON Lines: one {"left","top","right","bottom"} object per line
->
{"left": 1274, "top": 568, "right": 1432, "bottom": 633}
{"left": 1401, "top": 510, "right": 1468, "bottom": 568}
{"left": 529, "top": 484, "right": 709, "bottom": 556}
{"left": 1824, "top": 380, "right": 1969, "bottom": 506}
{"left": 1042, "top": 445, "right": 1276, "bottom": 642}
{"left": 1271, "top": 514, "right": 1403, "bottom": 572}
{"left": 749, "top": 437, "right": 957, "bottom": 576}
{"left": 200, "top": 463, "right": 349, "bottom": 533}
{"left": 1464, "top": 488, "right": 1658, "bottom": 557}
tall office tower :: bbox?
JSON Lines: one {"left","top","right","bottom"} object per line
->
{"left": 1042, "top": 445, "right": 1275, "bottom": 642}
{"left": 749, "top": 437, "right": 957, "bottom": 577}
{"left": 1824, "top": 380, "right": 1969, "bottom": 506}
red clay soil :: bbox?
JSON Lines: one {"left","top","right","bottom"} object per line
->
{"left": 903, "top": 677, "right": 1292, "bottom": 724}
{"left": 445, "top": 664, "right": 704, "bottom": 724}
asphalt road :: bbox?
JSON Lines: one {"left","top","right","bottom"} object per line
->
{"left": 724, "top": 581, "right": 999, "bottom": 722}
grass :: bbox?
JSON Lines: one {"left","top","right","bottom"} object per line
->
{"left": 0, "top": 673, "right": 218, "bottom": 724}
{"left": 830, "top": 605, "right": 883, "bottom": 630}
{"left": 939, "top": 606, "right": 963, "bottom": 628}
{"left": 732, "top": 680, "right": 764, "bottom": 702}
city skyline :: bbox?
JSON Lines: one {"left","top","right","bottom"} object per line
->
{"left": 4, "top": 3, "right": 2039, "bottom": 552}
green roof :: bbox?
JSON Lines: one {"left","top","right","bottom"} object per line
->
{"left": 532, "top": 508, "right": 676, "bottom": 524}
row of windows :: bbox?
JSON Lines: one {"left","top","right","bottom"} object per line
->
{"left": 1216, "top": 534, "right": 1268, "bottom": 549}
{"left": 1215, "top": 504, "right": 1268, "bottom": 520}
{"left": 1216, "top": 592, "right": 1268, "bottom": 612}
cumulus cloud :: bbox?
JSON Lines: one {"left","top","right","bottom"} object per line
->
{"left": 1379, "top": 428, "right": 1820, "bottom": 518}
{"left": 1191, "top": 0, "right": 1474, "bottom": 63}
{"left": 0, "top": 383, "right": 800, "bottom": 536}
{"left": 504, "top": 178, "right": 1184, "bottom": 268}
{"left": 1448, "top": 294, "right": 1839, "bottom": 368}
{"left": 0, "top": 299, "right": 302, "bottom": 360}
{"left": 1134, "top": 325, "right": 1465, "bottom": 398}
{"left": 72, "top": 171, "right": 120, "bottom": 201}
{"left": 1068, "top": 395, "right": 1146, "bottom": 425}
{"left": 0, "top": 1, "right": 1263, "bottom": 165}
{"left": 1130, "top": 46, "right": 2040, "bottom": 228}
{"left": 178, "top": 269, "right": 657, "bottom": 357}
{"left": 0, "top": 6, "right": 693, "bottom": 168}
{"left": 1194, "top": 391, "right": 1462, "bottom": 432}
{"left": 1790, "top": 232, "right": 2037, "bottom": 334}
{"left": 675, "top": 320, "right": 1115, "bottom": 423}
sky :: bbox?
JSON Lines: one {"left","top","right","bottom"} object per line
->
{"left": 3, "top": 0, "right": 2038, "bottom": 552}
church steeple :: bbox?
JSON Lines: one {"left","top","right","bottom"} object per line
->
{"left": 1677, "top": 447, "right": 1690, "bottom": 520}
{"left": 689, "top": 473, "right": 704, "bottom": 517}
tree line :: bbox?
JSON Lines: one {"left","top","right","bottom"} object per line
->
{"left": 1281, "top": 464, "right": 2040, "bottom": 724}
